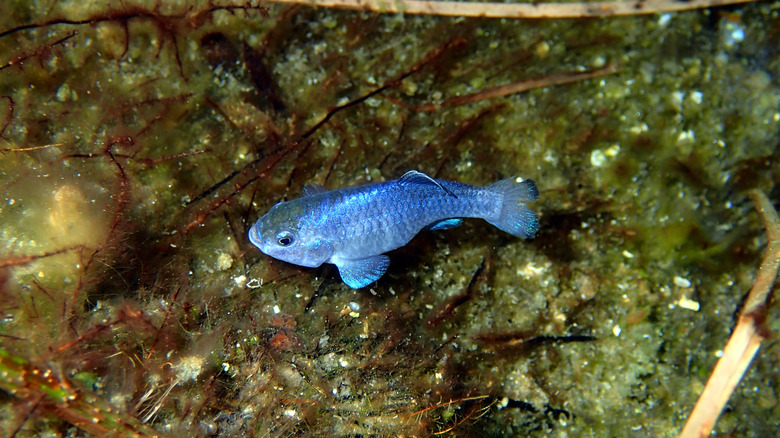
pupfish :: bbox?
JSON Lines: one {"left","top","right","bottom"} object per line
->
{"left": 249, "top": 170, "right": 539, "bottom": 289}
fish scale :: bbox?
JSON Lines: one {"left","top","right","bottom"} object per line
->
{"left": 249, "top": 170, "right": 539, "bottom": 288}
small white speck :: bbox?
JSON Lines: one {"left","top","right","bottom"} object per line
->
{"left": 590, "top": 149, "right": 606, "bottom": 167}
{"left": 284, "top": 409, "right": 297, "bottom": 418}
{"left": 216, "top": 252, "right": 233, "bottom": 271}
{"left": 246, "top": 278, "right": 262, "bottom": 289}
{"left": 273, "top": 305, "right": 280, "bottom": 314}
{"left": 670, "top": 91, "right": 685, "bottom": 111}
{"left": 658, "top": 13, "right": 672, "bottom": 27}
{"left": 622, "top": 250, "right": 634, "bottom": 259}
{"left": 612, "top": 325, "right": 622, "bottom": 337}
{"left": 714, "top": 349, "right": 724, "bottom": 358}
{"left": 629, "top": 123, "right": 649, "bottom": 134}
{"left": 55, "top": 84, "right": 71, "bottom": 102}
{"left": 604, "top": 144, "right": 620, "bottom": 157}
{"left": 518, "top": 262, "right": 547, "bottom": 278}
{"left": 730, "top": 28, "right": 745, "bottom": 43}
{"left": 677, "top": 296, "right": 700, "bottom": 311}
{"left": 174, "top": 355, "right": 205, "bottom": 382}
{"left": 689, "top": 91, "right": 703, "bottom": 105}
{"left": 673, "top": 276, "right": 692, "bottom": 288}
{"left": 677, "top": 130, "right": 695, "bottom": 143}
{"left": 339, "top": 359, "right": 349, "bottom": 368}
{"left": 348, "top": 302, "right": 360, "bottom": 312}
{"left": 233, "top": 275, "right": 247, "bottom": 287}
{"left": 543, "top": 149, "right": 558, "bottom": 164}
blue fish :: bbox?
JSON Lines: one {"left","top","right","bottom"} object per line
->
{"left": 249, "top": 171, "right": 539, "bottom": 288}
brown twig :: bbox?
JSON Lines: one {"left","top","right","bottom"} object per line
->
{"left": 408, "top": 394, "right": 490, "bottom": 418}
{"left": 0, "top": 246, "right": 81, "bottom": 268}
{"left": 0, "top": 143, "right": 65, "bottom": 153}
{"left": 297, "top": 38, "right": 466, "bottom": 140}
{"left": 428, "top": 63, "right": 620, "bottom": 112}
{"left": 679, "top": 189, "right": 779, "bottom": 438}
{"left": 0, "top": 31, "right": 78, "bottom": 72}
{"left": 179, "top": 38, "right": 467, "bottom": 234}
{"left": 425, "top": 257, "right": 487, "bottom": 329}
{"left": 261, "top": 0, "right": 760, "bottom": 18}
{"left": 0, "top": 95, "right": 14, "bottom": 139}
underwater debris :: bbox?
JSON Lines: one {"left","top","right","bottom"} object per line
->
{"left": 0, "top": 347, "right": 160, "bottom": 437}
{"left": 680, "top": 189, "right": 780, "bottom": 437}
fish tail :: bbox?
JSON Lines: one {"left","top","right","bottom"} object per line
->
{"left": 487, "top": 177, "right": 539, "bottom": 238}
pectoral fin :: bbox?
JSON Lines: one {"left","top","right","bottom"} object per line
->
{"left": 335, "top": 255, "right": 390, "bottom": 289}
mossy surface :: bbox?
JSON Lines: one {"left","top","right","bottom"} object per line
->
{"left": 1, "top": 0, "right": 778, "bottom": 436}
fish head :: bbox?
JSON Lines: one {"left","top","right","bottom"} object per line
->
{"left": 249, "top": 201, "right": 333, "bottom": 268}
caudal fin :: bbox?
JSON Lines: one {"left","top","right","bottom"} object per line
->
{"left": 487, "top": 177, "right": 539, "bottom": 238}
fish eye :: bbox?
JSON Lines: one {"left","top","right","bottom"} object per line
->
{"left": 276, "top": 231, "right": 295, "bottom": 247}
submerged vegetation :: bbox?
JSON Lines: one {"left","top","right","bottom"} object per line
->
{"left": 1, "top": 0, "right": 778, "bottom": 436}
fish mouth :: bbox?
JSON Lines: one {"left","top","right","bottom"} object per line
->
{"left": 248, "top": 222, "right": 263, "bottom": 249}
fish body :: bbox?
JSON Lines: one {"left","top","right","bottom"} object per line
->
{"left": 249, "top": 170, "right": 539, "bottom": 288}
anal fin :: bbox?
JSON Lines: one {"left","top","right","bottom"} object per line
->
{"left": 425, "top": 218, "right": 463, "bottom": 231}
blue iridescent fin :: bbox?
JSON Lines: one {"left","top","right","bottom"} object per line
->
{"left": 487, "top": 178, "right": 540, "bottom": 238}
{"left": 335, "top": 255, "right": 390, "bottom": 288}
{"left": 399, "top": 170, "right": 457, "bottom": 197}
{"left": 425, "top": 218, "right": 463, "bottom": 231}
{"left": 302, "top": 184, "right": 328, "bottom": 197}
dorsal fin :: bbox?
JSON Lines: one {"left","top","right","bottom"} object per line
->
{"left": 301, "top": 184, "right": 328, "bottom": 197}
{"left": 398, "top": 170, "right": 457, "bottom": 198}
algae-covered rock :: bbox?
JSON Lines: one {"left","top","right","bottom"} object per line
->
{"left": 0, "top": 0, "right": 777, "bottom": 436}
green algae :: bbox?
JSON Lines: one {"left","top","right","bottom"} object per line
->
{"left": 1, "top": 0, "right": 779, "bottom": 436}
